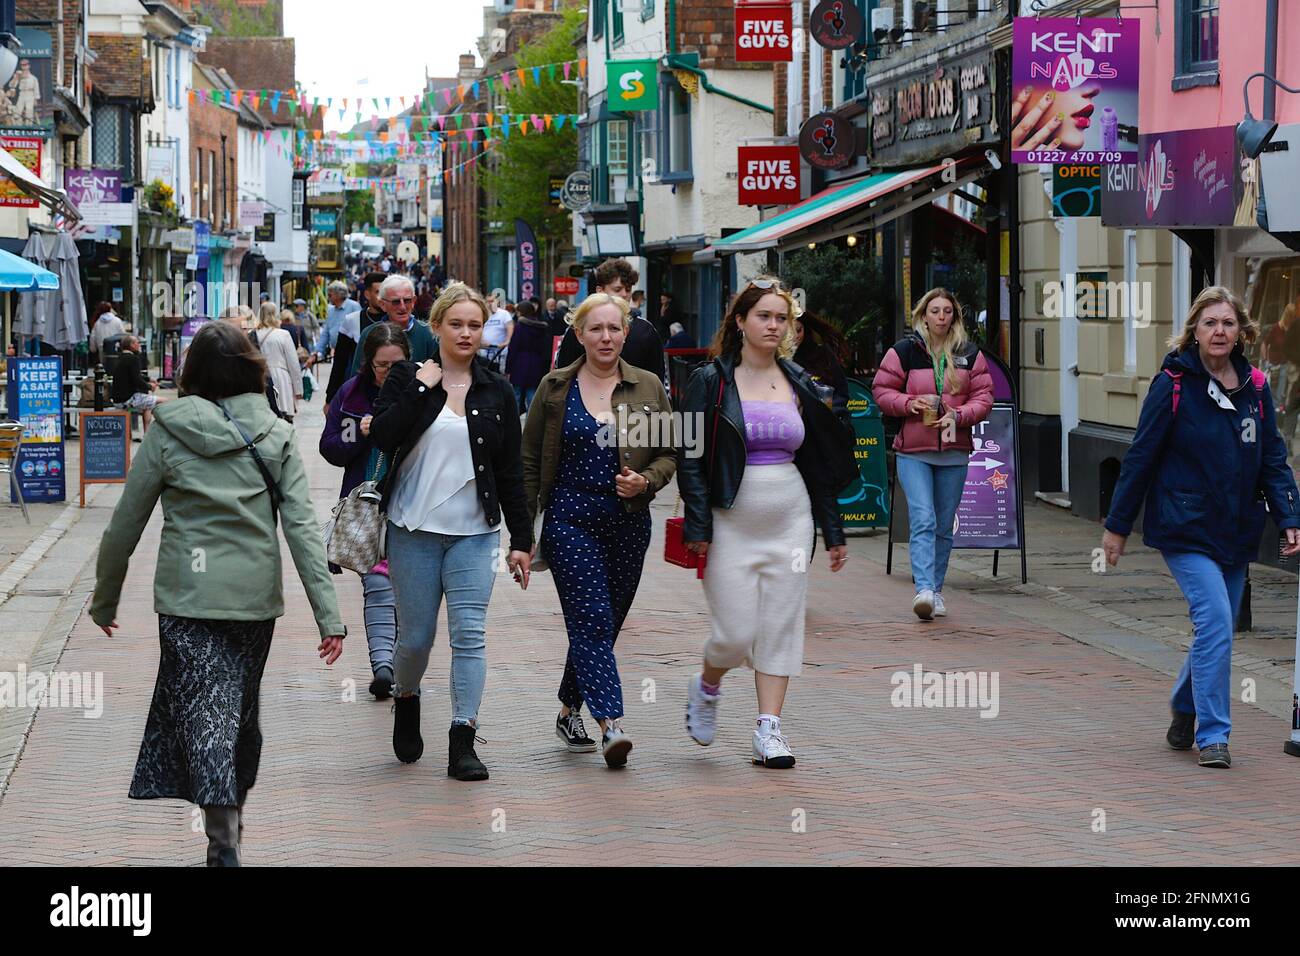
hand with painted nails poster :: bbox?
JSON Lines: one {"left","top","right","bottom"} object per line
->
{"left": 1010, "top": 17, "right": 1139, "bottom": 165}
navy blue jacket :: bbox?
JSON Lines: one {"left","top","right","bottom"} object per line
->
{"left": 1105, "top": 346, "right": 1300, "bottom": 565}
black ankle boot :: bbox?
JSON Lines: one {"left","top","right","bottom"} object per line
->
{"left": 392, "top": 695, "right": 423, "bottom": 763}
{"left": 448, "top": 724, "right": 489, "bottom": 781}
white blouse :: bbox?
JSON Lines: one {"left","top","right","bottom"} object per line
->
{"left": 388, "top": 405, "right": 493, "bottom": 536}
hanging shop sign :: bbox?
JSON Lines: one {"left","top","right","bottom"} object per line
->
{"left": 869, "top": 51, "right": 995, "bottom": 166}
{"left": 735, "top": 3, "right": 794, "bottom": 63}
{"left": 1052, "top": 164, "right": 1101, "bottom": 217}
{"left": 554, "top": 276, "right": 580, "bottom": 296}
{"left": 239, "top": 200, "right": 266, "bottom": 227}
{"left": 607, "top": 59, "right": 659, "bottom": 112}
{"left": 837, "top": 378, "right": 888, "bottom": 529}
{"left": 1100, "top": 125, "right": 1254, "bottom": 228}
{"left": 194, "top": 220, "right": 211, "bottom": 268}
{"left": 549, "top": 176, "right": 566, "bottom": 211}
{"left": 810, "top": 0, "right": 863, "bottom": 49}
{"left": 560, "top": 169, "right": 592, "bottom": 211}
{"left": 737, "top": 145, "right": 801, "bottom": 205}
{"left": 64, "top": 168, "right": 122, "bottom": 204}
{"left": 799, "top": 111, "right": 856, "bottom": 170}
{"left": 0, "top": 27, "right": 55, "bottom": 137}
{"left": 1011, "top": 17, "right": 1139, "bottom": 165}
{"left": 255, "top": 211, "right": 276, "bottom": 242}
{"left": 6, "top": 356, "right": 65, "bottom": 504}
{"left": 310, "top": 208, "right": 338, "bottom": 233}
{"left": 0, "top": 135, "right": 41, "bottom": 207}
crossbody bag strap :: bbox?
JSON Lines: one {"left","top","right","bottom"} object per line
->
{"left": 218, "top": 400, "right": 283, "bottom": 524}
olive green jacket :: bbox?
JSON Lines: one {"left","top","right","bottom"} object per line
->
{"left": 522, "top": 357, "right": 678, "bottom": 524}
{"left": 91, "top": 392, "right": 344, "bottom": 639}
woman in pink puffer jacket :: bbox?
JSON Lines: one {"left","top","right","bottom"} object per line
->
{"left": 873, "top": 288, "right": 993, "bottom": 620}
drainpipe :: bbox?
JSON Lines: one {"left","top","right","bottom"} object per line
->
{"left": 664, "top": 0, "right": 773, "bottom": 114}
{"left": 1264, "top": 0, "right": 1278, "bottom": 120}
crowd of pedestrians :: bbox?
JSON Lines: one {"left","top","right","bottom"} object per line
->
{"left": 87, "top": 257, "right": 1296, "bottom": 866}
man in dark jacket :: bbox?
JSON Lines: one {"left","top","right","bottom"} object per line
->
{"left": 110, "top": 335, "right": 163, "bottom": 432}
{"left": 554, "top": 259, "right": 665, "bottom": 382}
{"left": 325, "top": 271, "right": 388, "bottom": 405}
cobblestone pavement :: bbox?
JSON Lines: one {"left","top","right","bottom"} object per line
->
{"left": 1, "top": 386, "right": 1297, "bottom": 866}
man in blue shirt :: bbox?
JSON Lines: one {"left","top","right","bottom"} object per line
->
{"left": 308, "top": 281, "right": 361, "bottom": 367}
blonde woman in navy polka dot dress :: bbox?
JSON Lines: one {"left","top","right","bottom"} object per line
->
{"left": 522, "top": 294, "right": 678, "bottom": 768}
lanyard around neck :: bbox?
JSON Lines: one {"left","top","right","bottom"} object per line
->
{"left": 933, "top": 353, "right": 946, "bottom": 395}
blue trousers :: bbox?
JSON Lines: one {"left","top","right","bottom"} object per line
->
{"left": 387, "top": 524, "right": 498, "bottom": 726}
{"left": 543, "top": 488, "right": 651, "bottom": 721}
{"left": 1163, "top": 551, "right": 1248, "bottom": 748}
{"left": 896, "top": 456, "right": 967, "bottom": 593}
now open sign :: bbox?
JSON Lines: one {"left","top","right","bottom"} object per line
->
{"left": 735, "top": 2, "right": 794, "bottom": 63}
{"left": 737, "top": 145, "right": 801, "bottom": 206}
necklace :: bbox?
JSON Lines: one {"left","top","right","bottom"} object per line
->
{"left": 740, "top": 365, "right": 780, "bottom": 390}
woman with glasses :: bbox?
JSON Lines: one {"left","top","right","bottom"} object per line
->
{"left": 873, "top": 288, "right": 993, "bottom": 620}
{"left": 677, "top": 278, "right": 850, "bottom": 769}
{"left": 320, "top": 323, "right": 410, "bottom": 700}
{"left": 522, "top": 293, "right": 677, "bottom": 768}
{"left": 370, "top": 283, "right": 532, "bottom": 782}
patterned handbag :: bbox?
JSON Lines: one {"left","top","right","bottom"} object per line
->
{"left": 322, "top": 453, "right": 387, "bottom": 573}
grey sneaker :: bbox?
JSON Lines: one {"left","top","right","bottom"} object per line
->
{"left": 601, "top": 722, "right": 633, "bottom": 769}
{"left": 1198, "top": 743, "right": 1231, "bottom": 768}
{"left": 686, "top": 673, "right": 721, "bottom": 746}
{"left": 933, "top": 593, "right": 947, "bottom": 617}
{"left": 913, "top": 589, "right": 935, "bottom": 620}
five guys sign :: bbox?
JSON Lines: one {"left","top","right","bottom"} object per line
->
{"left": 737, "top": 146, "right": 801, "bottom": 205}
{"left": 734, "top": 2, "right": 794, "bottom": 62}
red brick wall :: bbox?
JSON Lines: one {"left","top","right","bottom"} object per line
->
{"left": 189, "top": 100, "right": 239, "bottom": 231}
{"left": 673, "top": 0, "right": 768, "bottom": 72}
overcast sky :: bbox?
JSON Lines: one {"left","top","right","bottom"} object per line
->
{"left": 286, "top": 0, "right": 488, "bottom": 132}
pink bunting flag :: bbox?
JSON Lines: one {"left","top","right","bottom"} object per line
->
{"left": 531, "top": 114, "right": 542, "bottom": 131}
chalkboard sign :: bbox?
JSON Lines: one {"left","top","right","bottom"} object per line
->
{"left": 79, "top": 411, "right": 131, "bottom": 507}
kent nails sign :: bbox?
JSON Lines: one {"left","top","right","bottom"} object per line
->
{"left": 735, "top": 3, "right": 794, "bottom": 62}
{"left": 738, "top": 146, "right": 801, "bottom": 205}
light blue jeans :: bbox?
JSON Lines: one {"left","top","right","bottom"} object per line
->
{"left": 1163, "top": 551, "right": 1248, "bottom": 749}
{"left": 386, "top": 524, "right": 499, "bottom": 726}
{"left": 897, "top": 456, "right": 967, "bottom": 594}
{"left": 360, "top": 570, "right": 397, "bottom": 673}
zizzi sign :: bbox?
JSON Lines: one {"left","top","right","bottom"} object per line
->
{"left": 870, "top": 52, "right": 994, "bottom": 165}
{"left": 734, "top": 3, "right": 793, "bottom": 62}
{"left": 737, "top": 146, "right": 801, "bottom": 205}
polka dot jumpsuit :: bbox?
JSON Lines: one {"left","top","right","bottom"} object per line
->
{"left": 542, "top": 380, "right": 652, "bottom": 721}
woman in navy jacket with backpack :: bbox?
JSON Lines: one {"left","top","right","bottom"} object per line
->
{"left": 1103, "top": 286, "right": 1300, "bottom": 769}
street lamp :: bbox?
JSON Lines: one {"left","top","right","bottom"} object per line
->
{"left": 1237, "top": 72, "right": 1300, "bottom": 159}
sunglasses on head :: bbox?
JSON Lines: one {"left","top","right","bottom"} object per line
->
{"left": 749, "top": 278, "right": 782, "bottom": 291}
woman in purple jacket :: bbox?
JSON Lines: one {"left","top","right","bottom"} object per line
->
{"left": 320, "top": 322, "right": 410, "bottom": 699}
{"left": 504, "top": 299, "right": 553, "bottom": 415}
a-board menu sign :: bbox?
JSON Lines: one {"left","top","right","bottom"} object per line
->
{"left": 6, "top": 355, "right": 65, "bottom": 503}
{"left": 838, "top": 378, "right": 888, "bottom": 528}
{"left": 954, "top": 405, "right": 1019, "bottom": 548}
{"left": 79, "top": 411, "right": 131, "bottom": 507}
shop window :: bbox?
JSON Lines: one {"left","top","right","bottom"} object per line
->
{"left": 92, "top": 105, "right": 133, "bottom": 172}
{"left": 612, "top": 0, "right": 624, "bottom": 45}
{"left": 641, "top": 0, "right": 655, "bottom": 21}
{"left": 292, "top": 177, "right": 306, "bottom": 230}
{"left": 1247, "top": 256, "right": 1300, "bottom": 457}
{"left": 607, "top": 119, "right": 628, "bottom": 176}
{"left": 592, "top": 0, "right": 605, "bottom": 38}
{"left": 1173, "top": 0, "right": 1219, "bottom": 89}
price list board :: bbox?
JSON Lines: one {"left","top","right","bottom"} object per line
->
{"left": 954, "top": 405, "right": 1020, "bottom": 549}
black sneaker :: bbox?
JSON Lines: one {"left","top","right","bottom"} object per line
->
{"left": 369, "top": 666, "right": 394, "bottom": 701}
{"left": 392, "top": 694, "right": 423, "bottom": 763}
{"left": 1167, "top": 709, "right": 1195, "bottom": 750}
{"left": 1198, "top": 743, "right": 1231, "bottom": 768}
{"left": 556, "top": 710, "right": 597, "bottom": 753}
{"left": 448, "top": 724, "right": 489, "bottom": 781}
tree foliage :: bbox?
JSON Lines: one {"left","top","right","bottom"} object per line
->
{"left": 783, "top": 243, "right": 892, "bottom": 368}
{"left": 479, "top": 7, "right": 584, "bottom": 263}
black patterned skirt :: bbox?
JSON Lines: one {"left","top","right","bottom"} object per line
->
{"left": 128, "top": 615, "right": 275, "bottom": 807}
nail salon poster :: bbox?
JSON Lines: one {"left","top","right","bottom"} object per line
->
{"left": 1011, "top": 17, "right": 1139, "bottom": 165}
{"left": 954, "top": 406, "right": 1019, "bottom": 549}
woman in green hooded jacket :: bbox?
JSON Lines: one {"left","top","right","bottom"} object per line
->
{"left": 91, "top": 322, "right": 345, "bottom": 867}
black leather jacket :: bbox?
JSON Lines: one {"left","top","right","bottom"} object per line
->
{"left": 370, "top": 350, "right": 532, "bottom": 554}
{"left": 677, "top": 352, "right": 847, "bottom": 551}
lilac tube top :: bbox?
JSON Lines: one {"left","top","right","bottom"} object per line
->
{"left": 741, "top": 399, "right": 805, "bottom": 465}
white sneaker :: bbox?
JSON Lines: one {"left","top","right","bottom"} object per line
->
{"left": 913, "top": 589, "right": 935, "bottom": 620}
{"left": 601, "top": 722, "right": 633, "bottom": 769}
{"left": 685, "top": 673, "right": 721, "bottom": 746}
{"left": 933, "top": 593, "right": 947, "bottom": 617}
{"left": 752, "top": 720, "right": 796, "bottom": 769}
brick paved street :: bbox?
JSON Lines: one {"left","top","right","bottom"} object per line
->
{"left": 1, "top": 393, "right": 1298, "bottom": 866}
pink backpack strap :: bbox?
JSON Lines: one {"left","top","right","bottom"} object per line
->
{"left": 1163, "top": 368, "right": 1182, "bottom": 416}
{"left": 1251, "top": 366, "right": 1266, "bottom": 391}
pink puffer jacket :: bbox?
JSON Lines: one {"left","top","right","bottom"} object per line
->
{"left": 872, "top": 332, "right": 994, "bottom": 454}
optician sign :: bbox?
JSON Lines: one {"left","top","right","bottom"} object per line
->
{"left": 737, "top": 145, "right": 801, "bottom": 205}
{"left": 1011, "top": 17, "right": 1139, "bottom": 165}
{"left": 1101, "top": 125, "right": 1254, "bottom": 228}
{"left": 734, "top": 2, "right": 794, "bottom": 63}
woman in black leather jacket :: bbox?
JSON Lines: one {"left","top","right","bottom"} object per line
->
{"left": 677, "top": 277, "right": 850, "bottom": 769}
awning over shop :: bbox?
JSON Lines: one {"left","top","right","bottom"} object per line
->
{"left": 0, "top": 145, "right": 82, "bottom": 222}
{"left": 695, "top": 159, "right": 991, "bottom": 260}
